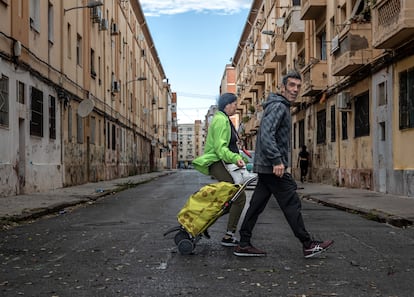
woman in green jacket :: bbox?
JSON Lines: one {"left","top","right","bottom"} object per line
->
{"left": 193, "top": 93, "right": 246, "bottom": 246}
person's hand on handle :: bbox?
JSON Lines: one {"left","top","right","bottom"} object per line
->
{"left": 236, "top": 159, "right": 245, "bottom": 168}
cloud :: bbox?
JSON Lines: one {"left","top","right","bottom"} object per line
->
{"left": 140, "top": 0, "right": 252, "bottom": 16}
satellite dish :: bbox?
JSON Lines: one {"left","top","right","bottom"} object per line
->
{"left": 77, "top": 99, "right": 94, "bottom": 117}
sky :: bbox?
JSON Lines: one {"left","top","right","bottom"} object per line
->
{"left": 139, "top": 0, "right": 251, "bottom": 124}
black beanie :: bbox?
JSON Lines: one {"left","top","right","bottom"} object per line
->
{"left": 218, "top": 93, "right": 237, "bottom": 112}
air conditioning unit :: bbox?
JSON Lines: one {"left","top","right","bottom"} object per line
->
{"left": 337, "top": 91, "right": 351, "bottom": 109}
{"left": 100, "top": 19, "right": 108, "bottom": 31}
{"left": 111, "top": 23, "right": 119, "bottom": 35}
{"left": 112, "top": 80, "right": 121, "bottom": 93}
{"left": 91, "top": 7, "right": 102, "bottom": 23}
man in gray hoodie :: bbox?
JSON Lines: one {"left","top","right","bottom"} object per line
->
{"left": 234, "top": 70, "right": 334, "bottom": 258}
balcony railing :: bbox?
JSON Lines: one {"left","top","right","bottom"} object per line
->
{"left": 331, "top": 23, "right": 373, "bottom": 76}
{"left": 263, "top": 51, "right": 277, "bottom": 73}
{"left": 301, "top": 60, "right": 328, "bottom": 97}
{"left": 372, "top": 0, "right": 414, "bottom": 49}
{"left": 250, "top": 66, "right": 265, "bottom": 87}
{"left": 243, "top": 112, "right": 262, "bottom": 136}
{"left": 300, "top": 0, "right": 327, "bottom": 20}
{"left": 269, "top": 34, "right": 287, "bottom": 62}
{"left": 283, "top": 7, "right": 305, "bottom": 42}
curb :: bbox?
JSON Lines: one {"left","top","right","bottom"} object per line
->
{"left": 300, "top": 194, "right": 413, "bottom": 228}
{"left": 0, "top": 171, "right": 176, "bottom": 227}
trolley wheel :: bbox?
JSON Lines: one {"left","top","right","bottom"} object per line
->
{"left": 174, "top": 230, "right": 190, "bottom": 245}
{"left": 177, "top": 239, "right": 194, "bottom": 255}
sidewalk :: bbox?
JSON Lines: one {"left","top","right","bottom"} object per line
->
{"left": 297, "top": 182, "right": 414, "bottom": 228}
{"left": 0, "top": 170, "right": 176, "bottom": 224}
{"left": 0, "top": 171, "right": 413, "bottom": 228}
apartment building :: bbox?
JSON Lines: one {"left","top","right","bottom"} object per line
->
{"left": 0, "top": 0, "right": 173, "bottom": 197}
{"left": 177, "top": 123, "right": 195, "bottom": 169}
{"left": 232, "top": 0, "right": 414, "bottom": 196}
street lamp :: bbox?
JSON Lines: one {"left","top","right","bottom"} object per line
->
{"left": 64, "top": 0, "right": 103, "bottom": 14}
{"left": 143, "top": 106, "right": 164, "bottom": 114}
{"left": 126, "top": 77, "right": 147, "bottom": 85}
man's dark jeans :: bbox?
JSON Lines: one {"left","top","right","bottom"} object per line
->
{"left": 239, "top": 172, "right": 311, "bottom": 246}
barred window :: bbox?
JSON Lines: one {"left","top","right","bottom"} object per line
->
{"left": 341, "top": 111, "right": 348, "bottom": 140}
{"left": 68, "top": 106, "right": 72, "bottom": 142}
{"left": 77, "top": 114, "right": 83, "bottom": 144}
{"left": 399, "top": 68, "right": 414, "bottom": 129}
{"left": 0, "top": 75, "right": 9, "bottom": 127}
{"left": 111, "top": 124, "right": 116, "bottom": 150}
{"left": 30, "top": 87, "right": 43, "bottom": 137}
{"left": 298, "top": 119, "right": 305, "bottom": 148}
{"left": 316, "top": 109, "right": 326, "bottom": 144}
{"left": 331, "top": 105, "right": 336, "bottom": 142}
{"left": 49, "top": 95, "right": 56, "bottom": 139}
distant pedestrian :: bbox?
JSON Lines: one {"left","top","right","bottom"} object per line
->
{"left": 298, "top": 145, "right": 310, "bottom": 183}
{"left": 234, "top": 71, "right": 334, "bottom": 258}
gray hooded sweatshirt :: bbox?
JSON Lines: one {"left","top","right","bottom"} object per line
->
{"left": 253, "top": 92, "right": 292, "bottom": 174}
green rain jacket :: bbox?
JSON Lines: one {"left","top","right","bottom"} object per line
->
{"left": 193, "top": 111, "right": 242, "bottom": 175}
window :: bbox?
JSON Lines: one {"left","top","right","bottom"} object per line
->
{"left": 379, "top": 122, "right": 386, "bottom": 141}
{"left": 91, "top": 49, "right": 96, "bottom": 77}
{"left": 68, "top": 106, "right": 72, "bottom": 141}
{"left": 317, "top": 30, "right": 327, "bottom": 61}
{"left": 48, "top": 2, "right": 54, "bottom": 43}
{"left": 111, "top": 124, "right": 116, "bottom": 150}
{"left": 399, "top": 68, "right": 414, "bottom": 129}
{"left": 77, "top": 114, "right": 83, "bottom": 143}
{"left": 119, "top": 128, "right": 123, "bottom": 151}
{"left": 90, "top": 116, "right": 96, "bottom": 144}
{"left": 30, "top": 87, "right": 43, "bottom": 137}
{"left": 49, "top": 95, "right": 56, "bottom": 139}
{"left": 316, "top": 109, "right": 326, "bottom": 144}
{"left": 67, "top": 23, "right": 71, "bottom": 59}
{"left": 30, "top": 0, "right": 40, "bottom": 32}
{"left": 293, "top": 122, "right": 297, "bottom": 149}
{"left": 0, "top": 75, "right": 9, "bottom": 127}
{"left": 76, "top": 34, "right": 82, "bottom": 66}
{"left": 341, "top": 112, "right": 348, "bottom": 140}
{"left": 354, "top": 92, "right": 370, "bottom": 137}
{"left": 298, "top": 119, "right": 305, "bottom": 148}
{"left": 331, "top": 105, "right": 336, "bottom": 142}
{"left": 378, "top": 81, "right": 387, "bottom": 106}
{"left": 98, "top": 119, "right": 101, "bottom": 146}
{"left": 17, "top": 81, "right": 25, "bottom": 104}
{"left": 107, "top": 122, "right": 110, "bottom": 149}
{"left": 98, "top": 56, "right": 102, "bottom": 85}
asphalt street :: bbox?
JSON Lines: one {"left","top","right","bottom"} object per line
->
{"left": 0, "top": 170, "right": 413, "bottom": 297}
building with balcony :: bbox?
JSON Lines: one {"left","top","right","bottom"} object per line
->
{"left": 230, "top": 0, "right": 414, "bottom": 197}
{"left": 0, "top": 0, "right": 172, "bottom": 197}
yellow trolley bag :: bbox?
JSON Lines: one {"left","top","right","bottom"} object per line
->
{"left": 164, "top": 175, "right": 257, "bottom": 255}
{"left": 177, "top": 182, "right": 239, "bottom": 237}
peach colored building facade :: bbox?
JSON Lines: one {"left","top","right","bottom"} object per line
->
{"left": 232, "top": 0, "right": 414, "bottom": 196}
{"left": 0, "top": 0, "right": 172, "bottom": 197}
